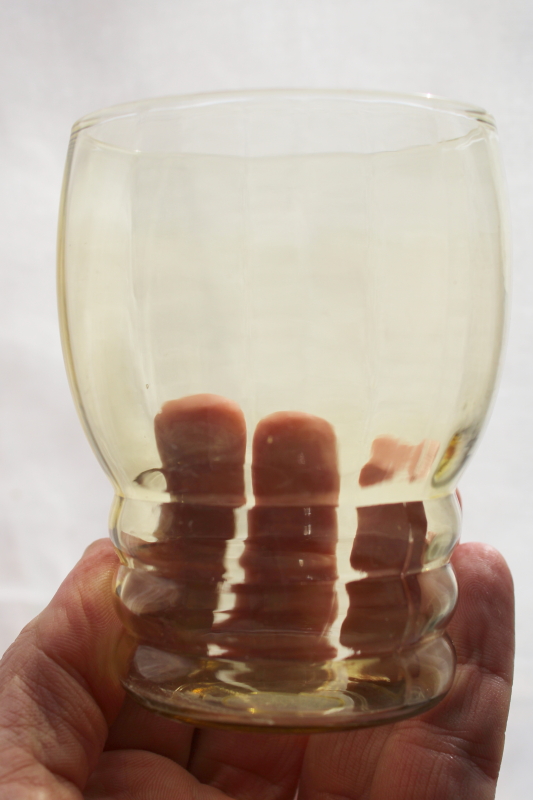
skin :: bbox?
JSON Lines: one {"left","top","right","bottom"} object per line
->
{"left": 0, "top": 399, "right": 514, "bottom": 800}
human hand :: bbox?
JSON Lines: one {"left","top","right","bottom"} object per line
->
{"left": 0, "top": 537, "right": 513, "bottom": 799}
{"left": 0, "top": 400, "right": 514, "bottom": 799}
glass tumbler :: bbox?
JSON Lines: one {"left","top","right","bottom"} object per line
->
{"left": 58, "top": 91, "right": 508, "bottom": 732}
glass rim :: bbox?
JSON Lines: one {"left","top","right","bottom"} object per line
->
{"left": 71, "top": 88, "right": 495, "bottom": 136}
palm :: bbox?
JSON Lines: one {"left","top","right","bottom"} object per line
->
{"left": 81, "top": 542, "right": 512, "bottom": 800}
{"left": 0, "top": 397, "right": 513, "bottom": 800}
{"left": 0, "top": 536, "right": 513, "bottom": 800}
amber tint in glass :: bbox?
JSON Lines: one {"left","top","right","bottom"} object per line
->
{"left": 58, "top": 91, "right": 508, "bottom": 730}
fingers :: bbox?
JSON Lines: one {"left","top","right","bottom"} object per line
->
{"left": 116, "top": 395, "right": 246, "bottom": 658}
{"left": 340, "top": 502, "right": 430, "bottom": 657}
{"left": 298, "top": 541, "right": 514, "bottom": 800}
{"left": 114, "top": 403, "right": 327, "bottom": 796}
{"left": 217, "top": 411, "right": 339, "bottom": 662}
{"left": 111, "top": 396, "right": 246, "bottom": 761}
{"left": 350, "top": 502, "right": 427, "bottom": 575}
{"left": 187, "top": 412, "right": 337, "bottom": 797}
{"left": 450, "top": 543, "right": 513, "bottom": 680}
{"left": 438, "top": 541, "right": 514, "bottom": 733}
{"left": 382, "top": 543, "right": 514, "bottom": 798}
{"left": 0, "top": 539, "right": 124, "bottom": 797}
{"left": 155, "top": 394, "right": 246, "bottom": 506}
{"left": 252, "top": 411, "right": 339, "bottom": 506}
{"left": 104, "top": 696, "right": 193, "bottom": 767}
{"left": 358, "top": 436, "right": 439, "bottom": 487}
{"left": 84, "top": 749, "right": 232, "bottom": 800}
{"left": 187, "top": 730, "right": 307, "bottom": 800}
{"left": 340, "top": 446, "right": 447, "bottom": 661}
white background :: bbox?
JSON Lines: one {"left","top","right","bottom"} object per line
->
{"left": 0, "top": 1, "right": 531, "bottom": 796}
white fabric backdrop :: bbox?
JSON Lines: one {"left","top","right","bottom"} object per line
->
{"left": 0, "top": 1, "right": 531, "bottom": 796}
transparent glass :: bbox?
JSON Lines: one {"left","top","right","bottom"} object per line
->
{"left": 58, "top": 90, "right": 508, "bottom": 732}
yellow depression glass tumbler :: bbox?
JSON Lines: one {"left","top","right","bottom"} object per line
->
{"left": 58, "top": 91, "right": 508, "bottom": 732}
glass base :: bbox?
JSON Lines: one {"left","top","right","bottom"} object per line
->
{"left": 122, "top": 634, "right": 455, "bottom": 733}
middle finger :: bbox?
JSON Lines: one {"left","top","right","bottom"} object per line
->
{"left": 188, "top": 409, "right": 341, "bottom": 798}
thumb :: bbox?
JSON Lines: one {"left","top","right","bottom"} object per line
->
{"left": 0, "top": 539, "right": 126, "bottom": 798}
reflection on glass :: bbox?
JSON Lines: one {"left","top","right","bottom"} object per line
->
{"left": 59, "top": 91, "right": 507, "bottom": 730}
